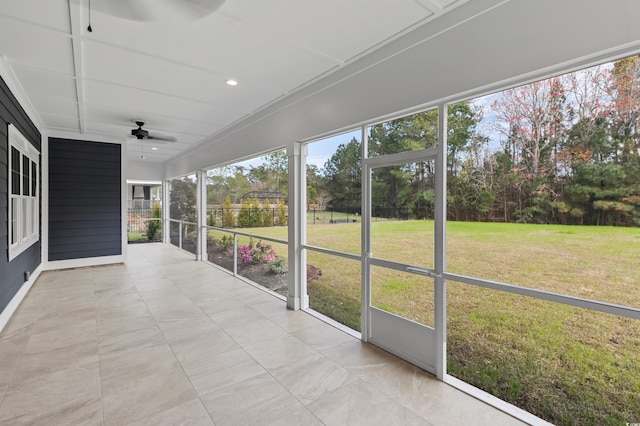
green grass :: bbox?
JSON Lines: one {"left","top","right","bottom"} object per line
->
{"left": 219, "top": 220, "right": 640, "bottom": 425}
{"left": 127, "top": 232, "right": 147, "bottom": 242}
{"left": 128, "top": 231, "right": 163, "bottom": 242}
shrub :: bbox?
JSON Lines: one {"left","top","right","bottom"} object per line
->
{"left": 217, "top": 235, "right": 234, "bottom": 253}
{"left": 146, "top": 203, "right": 162, "bottom": 240}
{"left": 237, "top": 199, "right": 252, "bottom": 227}
{"left": 268, "top": 257, "right": 288, "bottom": 274}
{"left": 222, "top": 196, "right": 235, "bottom": 228}
{"left": 277, "top": 199, "right": 288, "bottom": 226}
{"left": 250, "top": 198, "right": 263, "bottom": 227}
{"left": 262, "top": 201, "right": 274, "bottom": 227}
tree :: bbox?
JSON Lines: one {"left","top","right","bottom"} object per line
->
{"left": 306, "top": 164, "right": 322, "bottom": 205}
{"left": 448, "top": 102, "right": 483, "bottom": 176}
{"left": 323, "top": 137, "right": 361, "bottom": 210}
{"left": 248, "top": 151, "right": 288, "bottom": 195}
{"left": 491, "top": 77, "right": 568, "bottom": 180}
{"left": 368, "top": 111, "right": 438, "bottom": 215}
{"left": 608, "top": 56, "right": 640, "bottom": 163}
{"left": 169, "top": 177, "right": 197, "bottom": 223}
{"left": 366, "top": 105, "right": 481, "bottom": 219}
{"left": 207, "top": 166, "right": 251, "bottom": 205}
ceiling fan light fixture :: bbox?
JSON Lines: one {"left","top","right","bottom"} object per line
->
{"left": 226, "top": 79, "right": 238, "bottom": 86}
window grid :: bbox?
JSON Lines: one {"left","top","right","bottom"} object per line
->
{"left": 8, "top": 124, "right": 39, "bottom": 261}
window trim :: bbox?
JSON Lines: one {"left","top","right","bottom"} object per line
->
{"left": 8, "top": 124, "right": 39, "bottom": 261}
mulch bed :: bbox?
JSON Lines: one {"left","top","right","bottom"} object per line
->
{"left": 207, "top": 247, "right": 321, "bottom": 296}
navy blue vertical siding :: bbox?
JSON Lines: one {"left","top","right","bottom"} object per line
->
{"left": 48, "top": 138, "right": 121, "bottom": 261}
{"left": 0, "top": 76, "right": 41, "bottom": 314}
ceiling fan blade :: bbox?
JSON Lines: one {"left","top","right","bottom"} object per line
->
{"left": 147, "top": 135, "right": 177, "bottom": 142}
{"left": 91, "top": 0, "right": 156, "bottom": 22}
{"left": 164, "top": 0, "right": 225, "bottom": 20}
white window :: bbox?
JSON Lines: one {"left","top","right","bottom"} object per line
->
{"left": 8, "top": 124, "right": 39, "bottom": 261}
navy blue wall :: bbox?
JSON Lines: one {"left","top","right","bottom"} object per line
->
{"left": 0, "top": 76, "right": 41, "bottom": 314}
{"left": 48, "top": 138, "right": 121, "bottom": 261}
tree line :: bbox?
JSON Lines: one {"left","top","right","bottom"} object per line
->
{"left": 316, "top": 56, "right": 640, "bottom": 226}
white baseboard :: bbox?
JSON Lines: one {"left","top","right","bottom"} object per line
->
{"left": 444, "top": 375, "right": 554, "bottom": 426}
{"left": 0, "top": 264, "right": 43, "bottom": 334}
{"left": 44, "top": 255, "right": 125, "bottom": 271}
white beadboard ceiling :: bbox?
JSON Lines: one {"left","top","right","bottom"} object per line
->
{"left": 0, "top": 0, "right": 472, "bottom": 162}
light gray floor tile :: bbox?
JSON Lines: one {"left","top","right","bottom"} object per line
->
{"left": 182, "top": 347, "right": 266, "bottom": 396}
{"left": 127, "top": 398, "right": 215, "bottom": 426}
{"left": 155, "top": 316, "right": 221, "bottom": 343}
{"left": 292, "top": 321, "right": 356, "bottom": 352}
{"left": 206, "top": 304, "right": 265, "bottom": 328}
{"left": 307, "top": 379, "right": 432, "bottom": 426}
{"left": 0, "top": 334, "right": 29, "bottom": 393}
{"left": 12, "top": 339, "right": 98, "bottom": 382}
{"left": 0, "top": 363, "right": 102, "bottom": 426}
{"left": 100, "top": 343, "right": 180, "bottom": 387}
{"left": 169, "top": 327, "right": 239, "bottom": 368}
{"left": 270, "top": 352, "right": 358, "bottom": 404}
{"left": 224, "top": 317, "right": 288, "bottom": 346}
{"left": 242, "top": 334, "right": 318, "bottom": 370}
{"left": 101, "top": 366, "right": 196, "bottom": 426}
{"left": 201, "top": 371, "right": 307, "bottom": 426}
{"left": 24, "top": 318, "right": 97, "bottom": 353}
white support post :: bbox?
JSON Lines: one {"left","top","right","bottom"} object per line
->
{"left": 233, "top": 234, "right": 238, "bottom": 276}
{"left": 197, "top": 170, "right": 207, "bottom": 261}
{"left": 434, "top": 104, "right": 448, "bottom": 380}
{"left": 287, "top": 142, "right": 307, "bottom": 310}
{"left": 360, "top": 126, "right": 371, "bottom": 342}
{"left": 163, "top": 180, "right": 170, "bottom": 244}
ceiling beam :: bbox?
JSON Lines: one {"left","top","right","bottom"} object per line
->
{"left": 68, "top": 0, "right": 86, "bottom": 134}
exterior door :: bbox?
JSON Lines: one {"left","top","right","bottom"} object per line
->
{"left": 363, "top": 148, "right": 440, "bottom": 373}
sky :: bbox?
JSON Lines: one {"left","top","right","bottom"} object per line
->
{"left": 212, "top": 58, "right": 617, "bottom": 176}
{"left": 306, "top": 129, "right": 361, "bottom": 170}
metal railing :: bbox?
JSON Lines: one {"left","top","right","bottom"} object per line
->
{"left": 168, "top": 219, "right": 198, "bottom": 254}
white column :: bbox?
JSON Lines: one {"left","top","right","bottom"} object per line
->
{"left": 434, "top": 103, "right": 448, "bottom": 380}
{"left": 197, "top": 170, "right": 207, "bottom": 261}
{"left": 287, "top": 142, "right": 307, "bottom": 310}
{"left": 163, "top": 180, "right": 170, "bottom": 244}
{"left": 41, "top": 132, "right": 49, "bottom": 264}
{"left": 360, "top": 126, "right": 371, "bottom": 342}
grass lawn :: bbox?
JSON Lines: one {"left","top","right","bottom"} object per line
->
{"left": 127, "top": 232, "right": 147, "bottom": 242}
{"left": 218, "top": 221, "right": 640, "bottom": 425}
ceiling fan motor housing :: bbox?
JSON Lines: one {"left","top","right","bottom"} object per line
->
{"left": 132, "top": 121, "right": 149, "bottom": 139}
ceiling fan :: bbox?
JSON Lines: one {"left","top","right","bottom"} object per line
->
{"left": 129, "top": 121, "right": 176, "bottom": 159}
{"left": 90, "top": 0, "right": 226, "bottom": 22}
{"left": 130, "top": 121, "right": 176, "bottom": 142}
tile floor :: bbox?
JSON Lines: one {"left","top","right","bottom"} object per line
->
{"left": 0, "top": 243, "right": 526, "bottom": 425}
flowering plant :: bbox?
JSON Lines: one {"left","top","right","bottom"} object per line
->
{"left": 237, "top": 239, "right": 276, "bottom": 268}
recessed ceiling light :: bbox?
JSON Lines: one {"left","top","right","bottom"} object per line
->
{"left": 226, "top": 79, "right": 238, "bottom": 86}
{"left": 151, "top": 147, "right": 158, "bottom": 151}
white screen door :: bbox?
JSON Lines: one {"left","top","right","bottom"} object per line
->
{"left": 362, "top": 148, "right": 441, "bottom": 373}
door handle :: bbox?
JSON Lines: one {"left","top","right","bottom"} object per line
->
{"left": 406, "top": 266, "right": 438, "bottom": 278}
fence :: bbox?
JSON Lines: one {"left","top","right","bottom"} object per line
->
{"left": 130, "top": 206, "right": 410, "bottom": 235}
{"left": 206, "top": 207, "right": 288, "bottom": 228}
{"left": 127, "top": 207, "right": 161, "bottom": 241}
{"left": 205, "top": 206, "right": 412, "bottom": 227}
{"left": 307, "top": 206, "right": 411, "bottom": 224}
